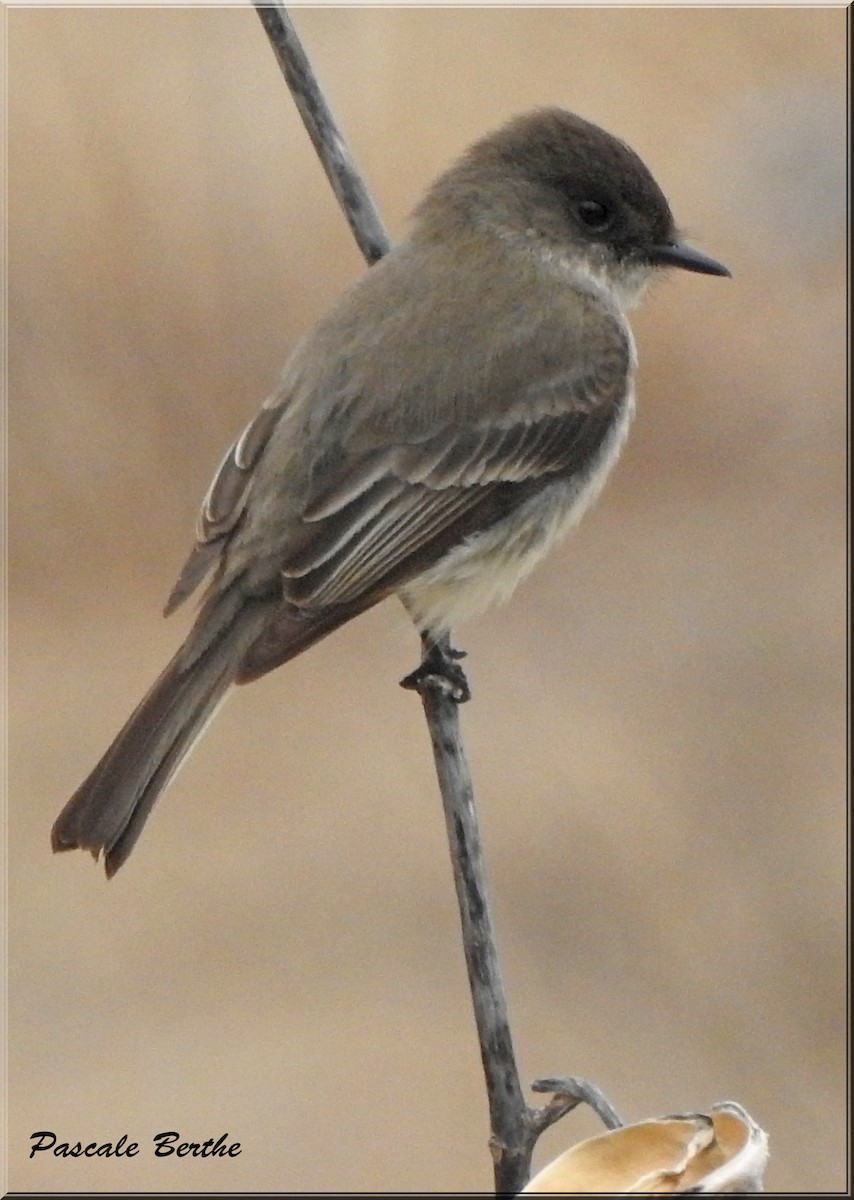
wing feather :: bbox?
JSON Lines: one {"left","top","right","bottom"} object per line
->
{"left": 165, "top": 276, "right": 633, "bottom": 630}
{"left": 282, "top": 395, "right": 625, "bottom": 610}
{"left": 286, "top": 485, "right": 477, "bottom": 606}
{"left": 198, "top": 399, "right": 286, "bottom": 542}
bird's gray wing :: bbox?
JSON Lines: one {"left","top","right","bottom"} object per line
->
{"left": 279, "top": 337, "right": 631, "bottom": 608}
{"left": 167, "top": 302, "right": 631, "bottom": 616}
{"left": 164, "top": 396, "right": 289, "bottom": 614}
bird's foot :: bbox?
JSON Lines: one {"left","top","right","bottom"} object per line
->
{"left": 400, "top": 642, "right": 470, "bottom": 703}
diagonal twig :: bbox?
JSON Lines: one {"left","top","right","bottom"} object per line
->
{"left": 252, "top": 6, "right": 621, "bottom": 1193}
{"left": 411, "top": 631, "right": 530, "bottom": 1194}
{"left": 253, "top": 2, "right": 389, "bottom": 265}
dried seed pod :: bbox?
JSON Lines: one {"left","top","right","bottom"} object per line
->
{"left": 523, "top": 1101, "right": 768, "bottom": 1194}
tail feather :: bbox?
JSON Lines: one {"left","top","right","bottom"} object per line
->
{"left": 54, "top": 588, "right": 372, "bottom": 875}
{"left": 52, "top": 594, "right": 273, "bottom": 876}
{"left": 54, "top": 583, "right": 375, "bottom": 875}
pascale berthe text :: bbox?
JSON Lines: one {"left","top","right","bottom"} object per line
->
{"left": 29, "top": 1131, "right": 241, "bottom": 1159}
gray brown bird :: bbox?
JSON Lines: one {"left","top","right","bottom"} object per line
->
{"left": 52, "top": 108, "right": 729, "bottom": 876}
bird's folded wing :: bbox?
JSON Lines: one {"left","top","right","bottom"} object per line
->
{"left": 282, "top": 398, "right": 624, "bottom": 609}
{"left": 166, "top": 307, "right": 630, "bottom": 616}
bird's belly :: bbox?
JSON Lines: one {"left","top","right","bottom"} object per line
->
{"left": 400, "top": 390, "right": 634, "bottom": 634}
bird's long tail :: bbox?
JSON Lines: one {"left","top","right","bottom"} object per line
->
{"left": 51, "top": 591, "right": 274, "bottom": 877}
{"left": 51, "top": 588, "right": 357, "bottom": 877}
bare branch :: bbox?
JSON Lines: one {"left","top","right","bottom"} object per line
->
{"left": 411, "top": 633, "right": 530, "bottom": 1194}
{"left": 253, "top": 2, "right": 390, "bottom": 265}
{"left": 531, "top": 1075, "right": 624, "bottom": 1135}
{"left": 252, "top": 8, "right": 623, "bottom": 1194}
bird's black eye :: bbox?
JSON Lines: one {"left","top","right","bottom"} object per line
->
{"left": 576, "top": 200, "right": 612, "bottom": 231}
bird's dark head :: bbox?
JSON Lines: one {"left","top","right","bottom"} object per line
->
{"left": 415, "top": 108, "right": 729, "bottom": 308}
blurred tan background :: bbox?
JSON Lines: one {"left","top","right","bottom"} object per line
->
{"left": 7, "top": 6, "right": 846, "bottom": 1194}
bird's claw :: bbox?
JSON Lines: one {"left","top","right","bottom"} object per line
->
{"left": 400, "top": 642, "right": 471, "bottom": 702}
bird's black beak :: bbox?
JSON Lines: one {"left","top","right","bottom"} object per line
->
{"left": 648, "top": 241, "right": 731, "bottom": 277}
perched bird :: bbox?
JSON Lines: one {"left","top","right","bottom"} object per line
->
{"left": 52, "top": 107, "right": 729, "bottom": 876}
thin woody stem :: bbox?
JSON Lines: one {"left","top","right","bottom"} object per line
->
{"left": 252, "top": 7, "right": 621, "bottom": 1193}
{"left": 252, "top": 2, "right": 390, "bottom": 264}
{"left": 413, "top": 633, "right": 530, "bottom": 1194}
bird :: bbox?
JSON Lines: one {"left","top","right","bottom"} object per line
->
{"left": 52, "top": 107, "right": 730, "bottom": 876}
